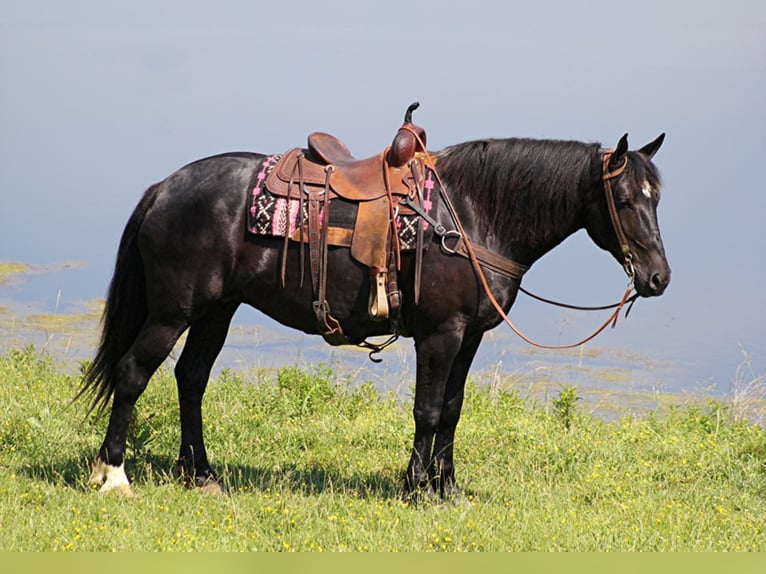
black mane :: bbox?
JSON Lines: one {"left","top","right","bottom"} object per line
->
{"left": 435, "top": 138, "right": 602, "bottom": 252}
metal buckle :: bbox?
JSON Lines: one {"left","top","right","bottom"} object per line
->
{"left": 441, "top": 230, "right": 462, "bottom": 255}
{"left": 623, "top": 254, "right": 635, "bottom": 285}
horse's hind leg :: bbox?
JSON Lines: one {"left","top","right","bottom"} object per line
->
{"left": 90, "top": 319, "right": 187, "bottom": 495}
{"left": 173, "top": 302, "right": 238, "bottom": 492}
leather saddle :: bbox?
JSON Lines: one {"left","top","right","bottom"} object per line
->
{"left": 265, "top": 111, "right": 427, "bottom": 203}
{"left": 264, "top": 103, "right": 429, "bottom": 336}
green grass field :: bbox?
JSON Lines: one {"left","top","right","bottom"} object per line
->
{"left": 1, "top": 344, "right": 764, "bottom": 551}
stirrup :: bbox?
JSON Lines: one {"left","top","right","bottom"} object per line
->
{"left": 369, "top": 271, "right": 389, "bottom": 321}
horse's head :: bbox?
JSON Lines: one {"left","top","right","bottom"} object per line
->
{"left": 586, "top": 133, "right": 671, "bottom": 298}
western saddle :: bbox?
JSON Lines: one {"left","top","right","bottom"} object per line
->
{"left": 264, "top": 102, "right": 430, "bottom": 347}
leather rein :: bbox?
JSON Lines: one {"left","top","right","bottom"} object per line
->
{"left": 406, "top": 132, "right": 639, "bottom": 350}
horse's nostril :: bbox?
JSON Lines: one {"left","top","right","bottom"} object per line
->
{"left": 650, "top": 272, "right": 666, "bottom": 293}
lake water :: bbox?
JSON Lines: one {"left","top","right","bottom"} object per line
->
{"left": 1, "top": 259, "right": 759, "bottom": 415}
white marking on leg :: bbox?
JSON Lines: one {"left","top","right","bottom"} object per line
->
{"left": 102, "top": 463, "right": 130, "bottom": 492}
{"left": 89, "top": 458, "right": 107, "bottom": 485}
{"left": 90, "top": 459, "right": 133, "bottom": 496}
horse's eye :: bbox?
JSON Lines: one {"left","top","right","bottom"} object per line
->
{"left": 617, "top": 196, "right": 632, "bottom": 209}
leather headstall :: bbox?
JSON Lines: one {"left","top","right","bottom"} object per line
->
{"left": 600, "top": 150, "right": 634, "bottom": 281}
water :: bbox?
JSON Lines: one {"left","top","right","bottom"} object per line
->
{"left": 1, "top": 260, "right": 759, "bottom": 408}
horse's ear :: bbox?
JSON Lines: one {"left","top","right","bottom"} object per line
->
{"left": 610, "top": 133, "right": 629, "bottom": 167}
{"left": 638, "top": 133, "right": 666, "bottom": 159}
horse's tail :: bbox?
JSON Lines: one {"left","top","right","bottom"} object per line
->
{"left": 78, "top": 183, "right": 161, "bottom": 413}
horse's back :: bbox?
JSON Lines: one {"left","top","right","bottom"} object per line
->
{"left": 143, "top": 151, "right": 264, "bottom": 235}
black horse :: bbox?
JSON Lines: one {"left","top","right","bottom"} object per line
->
{"left": 81, "top": 113, "right": 670, "bottom": 498}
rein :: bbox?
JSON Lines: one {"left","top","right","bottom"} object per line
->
{"left": 411, "top": 139, "right": 638, "bottom": 350}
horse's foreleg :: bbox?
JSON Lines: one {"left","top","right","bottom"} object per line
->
{"left": 406, "top": 328, "right": 463, "bottom": 498}
{"left": 431, "top": 333, "right": 482, "bottom": 498}
{"left": 174, "top": 303, "right": 238, "bottom": 493}
{"left": 91, "top": 320, "right": 187, "bottom": 495}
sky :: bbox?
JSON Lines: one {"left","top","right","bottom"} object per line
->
{"left": 1, "top": 0, "right": 764, "bottom": 395}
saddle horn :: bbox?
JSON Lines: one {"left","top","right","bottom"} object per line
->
{"left": 404, "top": 101, "right": 420, "bottom": 123}
{"left": 389, "top": 102, "right": 427, "bottom": 167}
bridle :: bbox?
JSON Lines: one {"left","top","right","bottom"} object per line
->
{"left": 601, "top": 149, "right": 636, "bottom": 282}
{"left": 413, "top": 142, "right": 639, "bottom": 350}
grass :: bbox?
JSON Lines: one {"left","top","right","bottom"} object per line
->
{"left": 1, "top": 345, "right": 765, "bottom": 551}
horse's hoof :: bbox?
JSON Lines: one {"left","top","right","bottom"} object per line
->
{"left": 90, "top": 459, "right": 133, "bottom": 497}
{"left": 442, "top": 482, "right": 473, "bottom": 505}
{"left": 101, "top": 483, "right": 135, "bottom": 497}
{"left": 446, "top": 489, "right": 474, "bottom": 507}
{"left": 402, "top": 484, "right": 438, "bottom": 506}
{"left": 196, "top": 477, "right": 224, "bottom": 495}
{"left": 198, "top": 483, "right": 223, "bottom": 495}
{"left": 187, "top": 473, "right": 224, "bottom": 495}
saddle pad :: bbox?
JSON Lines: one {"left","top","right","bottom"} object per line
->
{"left": 247, "top": 155, "right": 436, "bottom": 251}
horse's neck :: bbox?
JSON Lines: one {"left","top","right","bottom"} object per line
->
{"left": 451, "top": 165, "right": 594, "bottom": 267}
{"left": 522, "top": 188, "right": 588, "bottom": 264}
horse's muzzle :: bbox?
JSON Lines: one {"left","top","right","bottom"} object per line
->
{"left": 636, "top": 265, "right": 670, "bottom": 297}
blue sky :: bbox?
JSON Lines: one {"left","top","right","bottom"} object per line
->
{"left": 1, "top": 0, "right": 764, "bottom": 392}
